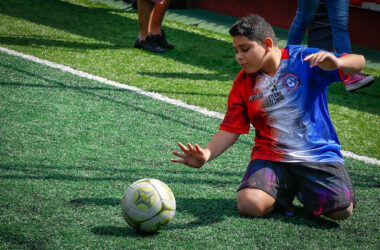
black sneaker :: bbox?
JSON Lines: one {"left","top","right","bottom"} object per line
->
{"left": 150, "top": 30, "right": 174, "bottom": 50}
{"left": 133, "top": 36, "right": 165, "bottom": 53}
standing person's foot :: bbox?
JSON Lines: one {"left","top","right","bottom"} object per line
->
{"left": 150, "top": 30, "right": 174, "bottom": 50}
{"left": 133, "top": 36, "right": 165, "bottom": 53}
{"left": 345, "top": 73, "right": 374, "bottom": 91}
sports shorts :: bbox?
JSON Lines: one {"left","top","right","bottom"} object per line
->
{"left": 238, "top": 159, "right": 356, "bottom": 216}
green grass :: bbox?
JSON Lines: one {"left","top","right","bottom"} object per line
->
{"left": 0, "top": 0, "right": 380, "bottom": 248}
{"left": 0, "top": 0, "right": 379, "bottom": 160}
{"left": 1, "top": 51, "right": 379, "bottom": 249}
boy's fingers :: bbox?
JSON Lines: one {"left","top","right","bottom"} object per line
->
{"left": 187, "top": 143, "right": 195, "bottom": 151}
{"left": 305, "top": 52, "right": 334, "bottom": 68}
{"left": 316, "top": 52, "right": 328, "bottom": 62}
{"left": 170, "top": 158, "right": 184, "bottom": 163}
{"left": 172, "top": 151, "right": 184, "bottom": 158}
{"left": 177, "top": 142, "right": 189, "bottom": 152}
{"left": 304, "top": 54, "right": 312, "bottom": 61}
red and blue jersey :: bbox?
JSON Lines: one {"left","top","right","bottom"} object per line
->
{"left": 220, "top": 45, "right": 348, "bottom": 163}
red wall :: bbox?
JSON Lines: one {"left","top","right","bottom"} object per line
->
{"left": 187, "top": 0, "right": 379, "bottom": 50}
{"left": 348, "top": 6, "right": 378, "bottom": 50}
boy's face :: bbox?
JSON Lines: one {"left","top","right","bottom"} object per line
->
{"left": 233, "top": 35, "right": 267, "bottom": 74}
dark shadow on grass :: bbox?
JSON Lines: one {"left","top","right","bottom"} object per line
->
{"left": 0, "top": 36, "right": 116, "bottom": 51}
{"left": 138, "top": 71, "right": 234, "bottom": 82}
{"left": 91, "top": 225, "right": 152, "bottom": 237}
{"left": 0, "top": 80, "right": 228, "bottom": 99}
{"left": 0, "top": 224, "right": 48, "bottom": 249}
{"left": 263, "top": 206, "right": 340, "bottom": 229}
{"left": 347, "top": 171, "right": 380, "bottom": 188}
{"left": 0, "top": 0, "right": 129, "bottom": 49}
{"left": 150, "top": 89, "right": 229, "bottom": 98}
{"left": 70, "top": 197, "right": 234, "bottom": 229}
{"left": 175, "top": 198, "right": 340, "bottom": 230}
{"left": 70, "top": 197, "right": 236, "bottom": 230}
{"left": 172, "top": 197, "right": 237, "bottom": 228}
{"left": 92, "top": 224, "right": 167, "bottom": 237}
{"left": 71, "top": 197, "right": 120, "bottom": 206}
{"left": 91, "top": 226, "right": 132, "bottom": 237}
{"left": 0, "top": 81, "right": 128, "bottom": 92}
{"left": 1, "top": 160, "right": 377, "bottom": 190}
{"left": 0, "top": 162, "right": 244, "bottom": 179}
{"left": 0, "top": 173, "right": 238, "bottom": 185}
{"left": 86, "top": 198, "right": 236, "bottom": 236}
{"left": 0, "top": 163, "right": 241, "bottom": 185}
{"left": 74, "top": 197, "right": 340, "bottom": 233}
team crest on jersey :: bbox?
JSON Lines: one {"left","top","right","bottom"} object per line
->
{"left": 283, "top": 73, "right": 300, "bottom": 91}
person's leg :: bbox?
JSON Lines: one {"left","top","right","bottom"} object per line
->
{"left": 293, "top": 162, "right": 356, "bottom": 220}
{"left": 134, "top": 0, "right": 165, "bottom": 52}
{"left": 237, "top": 188, "right": 276, "bottom": 217}
{"left": 325, "top": 202, "right": 353, "bottom": 220}
{"left": 324, "top": 0, "right": 351, "bottom": 54}
{"left": 137, "top": 0, "right": 154, "bottom": 41}
{"left": 237, "top": 160, "right": 295, "bottom": 217}
{"left": 308, "top": 0, "right": 334, "bottom": 51}
{"left": 324, "top": 0, "right": 374, "bottom": 91}
{"left": 149, "top": 0, "right": 171, "bottom": 35}
{"left": 288, "top": 0, "right": 321, "bottom": 45}
{"left": 149, "top": 0, "right": 174, "bottom": 49}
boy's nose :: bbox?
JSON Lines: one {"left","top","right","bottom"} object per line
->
{"left": 236, "top": 52, "right": 243, "bottom": 61}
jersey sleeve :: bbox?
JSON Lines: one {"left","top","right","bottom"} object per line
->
{"left": 304, "top": 48, "right": 350, "bottom": 87}
{"left": 219, "top": 73, "right": 250, "bottom": 134}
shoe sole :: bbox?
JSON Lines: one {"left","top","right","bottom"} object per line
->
{"left": 134, "top": 45, "right": 165, "bottom": 53}
{"left": 345, "top": 76, "right": 375, "bottom": 91}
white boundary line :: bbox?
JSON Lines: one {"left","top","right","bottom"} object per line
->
{"left": 1, "top": 46, "right": 379, "bottom": 166}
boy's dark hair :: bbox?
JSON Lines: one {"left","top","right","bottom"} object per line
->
{"left": 229, "top": 14, "right": 277, "bottom": 46}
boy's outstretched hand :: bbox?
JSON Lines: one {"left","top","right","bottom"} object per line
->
{"left": 304, "top": 51, "right": 365, "bottom": 75}
{"left": 304, "top": 51, "right": 340, "bottom": 71}
{"left": 171, "top": 130, "right": 240, "bottom": 169}
{"left": 171, "top": 142, "right": 210, "bottom": 168}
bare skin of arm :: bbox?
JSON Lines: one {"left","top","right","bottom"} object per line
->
{"left": 171, "top": 130, "right": 240, "bottom": 168}
{"left": 304, "top": 51, "right": 365, "bottom": 75}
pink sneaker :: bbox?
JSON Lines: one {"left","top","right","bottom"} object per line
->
{"left": 345, "top": 73, "right": 374, "bottom": 91}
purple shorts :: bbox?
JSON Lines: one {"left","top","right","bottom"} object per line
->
{"left": 238, "top": 159, "right": 356, "bottom": 216}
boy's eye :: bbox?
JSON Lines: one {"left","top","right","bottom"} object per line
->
{"left": 233, "top": 46, "right": 250, "bottom": 54}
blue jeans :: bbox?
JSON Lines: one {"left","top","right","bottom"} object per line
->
{"left": 308, "top": 0, "right": 334, "bottom": 52}
{"left": 287, "top": 0, "right": 351, "bottom": 53}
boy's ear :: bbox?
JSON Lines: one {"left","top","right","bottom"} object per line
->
{"left": 263, "top": 38, "right": 273, "bottom": 51}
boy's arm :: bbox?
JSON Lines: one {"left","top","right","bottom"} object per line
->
{"left": 171, "top": 130, "right": 240, "bottom": 168}
{"left": 304, "top": 51, "right": 365, "bottom": 75}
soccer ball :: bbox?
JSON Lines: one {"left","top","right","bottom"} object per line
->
{"left": 121, "top": 178, "right": 176, "bottom": 233}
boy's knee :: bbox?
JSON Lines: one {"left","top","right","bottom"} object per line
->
{"left": 237, "top": 188, "right": 276, "bottom": 217}
{"left": 325, "top": 202, "right": 354, "bottom": 220}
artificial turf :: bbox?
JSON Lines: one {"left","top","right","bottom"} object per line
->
{"left": 0, "top": 0, "right": 379, "bottom": 248}
{"left": 0, "top": 0, "right": 379, "bottom": 160}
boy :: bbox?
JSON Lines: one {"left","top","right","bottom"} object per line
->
{"left": 171, "top": 14, "right": 363, "bottom": 220}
